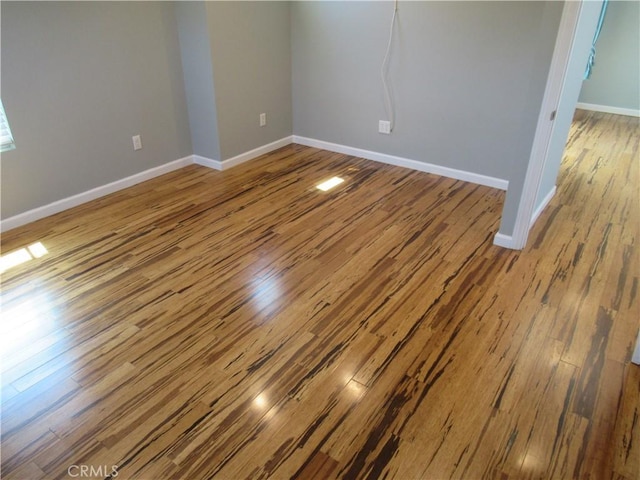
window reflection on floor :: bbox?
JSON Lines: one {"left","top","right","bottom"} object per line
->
{"left": 0, "top": 241, "right": 59, "bottom": 363}
{"left": 316, "top": 176, "right": 345, "bottom": 191}
{"left": 0, "top": 242, "right": 49, "bottom": 273}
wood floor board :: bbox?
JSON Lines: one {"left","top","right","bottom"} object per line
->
{"left": 511, "top": 359, "right": 579, "bottom": 478}
{"left": 1, "top": 110, "right": 638, "bottom": 479}
{"left": 239, "top": 371, "right": 369, "bottom": 478}
{"left": 2, "top": 461, "right": 48, "bottom": 480}
{"left": 2, "top": 410, "right": 68, "bottom": 473}
{"left": 611, "top": 363, "right": 640, "bottom": 479}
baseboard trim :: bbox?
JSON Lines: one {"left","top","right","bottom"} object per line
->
{"left": 2, "top": 134, "right": 509, "bottom": 233}
{"left": 530, "top": 185, "right": 557, "bottom": 228}
{"left": 292, "top": 136, "right": 509, "bottom": 191}
{"left": 193, "top": 155, "right": 222, "bottom": 170}
{"left": 220, "top": 136, "right": 293, "bottom": 170}
{"left": 576, "top": 102, "right": 640, "bottom": 118}
{"left": 493, "top": 232, "right": 520, "bottom": 250}
{"left": 1, "top": 137, "right": 296, "bottom": 233}
{"left": 0, "top": 156, "right": 193, "bottom": 233}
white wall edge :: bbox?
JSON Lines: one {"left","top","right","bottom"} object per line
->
{"left": 530, "top": 185, "right": 557, "bottom": 228}
{"left": 1, "top": 156, "right": 193, "bottom": 233}
{"left": 220, "top": 136, "right": 293, "bottom": 170}
{"left": 292, "top": 136, "right": 509, "bottom": 191}
{"left": 502, "top": 1, "right": 582, "bottom": 252}
{"left": 193, "top": 155, "right": 222, "bottom": 170}
{"left": 493, "top": 232, "right": 519, "bottom": 249}
{"left": 576, "top": 102, "right": 640, "bottom": 118}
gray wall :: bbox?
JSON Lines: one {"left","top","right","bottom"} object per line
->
{"left": 493, "top": 1, "right": 565, "bottom": 238}
{"left": 176, "top": 1, "right": 221, "bottom": 161}
{"left": 1, "top": 1, "right": 192, "bottom": 219}
{"left": 2, "top": 0, "right": 564, "bottom": 242}
{"left": 292, "top": 1, "right": 563, "bottom": 207}
{"left": 207, "top": 1, "right": 291, "bottom": 160}
{"left": 578, "top": 0, "right": 640, "bottom": 110}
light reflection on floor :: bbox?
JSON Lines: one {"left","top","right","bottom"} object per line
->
{"left": 1, "top": 288, "right": 60, "bottom": 358}
{"left": 0, "top": 241, "right": 49, "bottom": 273}
{"left": 254, "top": 392, "right": 268, "bottom": 409}
{"left": 316, "top": 176, "right": 345, "bottom": 192}
{"left": 1, "top": 278, "right": 71, "bottom": 397}
{"left": 250, "top": 276, "right": 282, "bottom": 314}
{"left": 0, "top": 240, "right": 61, "bottom": 369}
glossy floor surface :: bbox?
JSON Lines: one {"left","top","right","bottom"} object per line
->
{"left": 1, "top": 110, "right": 638, "bottom": 479}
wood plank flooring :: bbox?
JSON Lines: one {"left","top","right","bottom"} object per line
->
{"left": 1, "top": 109, "right": 638, "bottom": 479}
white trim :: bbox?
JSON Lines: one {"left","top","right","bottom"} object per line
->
{"left": 530, "top": 185, "right": 557, "bottom": 228}
{"left": 292, "top": 136, "right": 508, "bottom": 190}
{"left": 493, "top": 233, "right": 516, "bottom": 249}
{"left": 0, "top": 133, "right": 508, "bottom": 233}
{"left": 219, "top": 136, "right": 293, "bottom": 170}
{"left": 495, "top": 1, "right": 583, "bottom": 250}
{"left": 0, "top": 137, "right": 295, "bottom": 232}
{"left": 576, "top": 102, "right": 640, "bottom": 118}
{"left": 193, "top": 137, "right": 293, "bottom": 171}
{"left": 193, "top": 154, "right": 222, "bottom": 170}
{"left": 0, "top": 156, "right": 193, "bottom": 232}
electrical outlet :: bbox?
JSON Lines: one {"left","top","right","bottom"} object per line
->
{"left": 132, "top": 135, "right": 142, "bottom": 151}
{"left": 379, "top": 120, "right": 391, "bottom": 134}
{"left": 260, "top": 113, "right": 267, "bottom": 127}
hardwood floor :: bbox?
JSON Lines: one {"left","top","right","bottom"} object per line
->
{"left": 1, "top": 110, "right": 638, "bottom": 479}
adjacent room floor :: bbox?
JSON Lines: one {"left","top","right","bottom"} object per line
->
{"left": 1, "top": 110, "right": 638, "bottom": 479}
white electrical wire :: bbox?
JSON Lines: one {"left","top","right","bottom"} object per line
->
{"left": 381, "top": 0, "right": 398, "bottom": 132}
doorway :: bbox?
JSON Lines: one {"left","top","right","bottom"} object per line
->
{"left": 495, "top": 0, "right": 604, "bottom": 250}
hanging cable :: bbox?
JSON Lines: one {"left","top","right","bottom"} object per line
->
{"left": 585, "top": 0, "right": 609, "bottom": 79}
{"left": 381, "top": 0, "right": 398, "bottom": 132}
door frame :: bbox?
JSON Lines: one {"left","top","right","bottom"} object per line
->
{"left": 494, "top": 1, "right": 583, "bottom": 250}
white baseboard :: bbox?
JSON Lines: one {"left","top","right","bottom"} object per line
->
{"left": 193, "top": 155, "right": 222, "bottom": 170}
{"left": 576, "top": 102, "right": 640, "bottom": 118}
{"left": 220, "top": 136, "right": 293, "bottom": 170}
{"left": 1, "top": 134, "right": 508, "bottom": 233}
{"left": 493, "top": 232, "right": 520, "bottom": 249}
{"left": 1, "top": 137, "right": 295, "bottom": 233}
{"left": 530, "top": 185, "right": 557, "bottom": 228}
{"left": 0, "top": 156, "right": 193, "bottom": 233}
{"left": 494, "top": 185, "right": 556, "bottom": 248}
{"left": 194, "top": 137, "right": 293, "bottom": 172}
{"left": 292, "top": 136, "right": 509, "bottom": 191}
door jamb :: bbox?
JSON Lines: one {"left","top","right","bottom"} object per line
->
{"left": 494, "top": 1, "right": 583, "bottom": 250}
